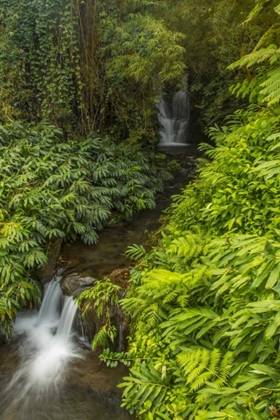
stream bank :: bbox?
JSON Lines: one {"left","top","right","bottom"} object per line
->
{"left": 0, "top": 154, "right": 197, "bottom": 420}
{"left": 60, "top": 156, "right": 197, "bottom": 279}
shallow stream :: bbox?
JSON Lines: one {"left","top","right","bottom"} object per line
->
{"left": 0, "top": 158, "right": 196, "bottom": 420}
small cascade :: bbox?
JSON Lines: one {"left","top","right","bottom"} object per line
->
{"left": 158, "top": 88, "right": 191, "bottom": 150}
{"left": 26, "top": 295, "right": 79, "bottom": 386}
{"left": 55, "top": 296, "right": 79, "bottom": 344}
{"left": 35, "top": 278, "right": 63, "bottom": 327}
{"left": 74, "top": 311, "right": 91, "bottom": 348}
{"left": 0, "top": 279, "right": 81, "bottom": 418}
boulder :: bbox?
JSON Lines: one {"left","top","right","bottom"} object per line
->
{"left": 60, "top": 274, "right": 96, "bottom": 296}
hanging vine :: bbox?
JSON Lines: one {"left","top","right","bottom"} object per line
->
{"left": 0, "top": 0, "right": 186, "bottom": 140}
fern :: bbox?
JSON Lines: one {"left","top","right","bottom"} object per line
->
{"left": 126, "top": 244, "right": 147, "bottom": 261}
{"left": 91, "top": 324, "right": 117, "bottom": 351}
{"left": 100, "top": 348, "right": 134, "bottom": 367}
{"left": 260, "top": 68, "right": 280, "bottom": 106}
{"left": 119, "top": 365, "right": 170, "bottom": 415}
{"left": 228, "top": 45, "right": 279, "bottom": 69}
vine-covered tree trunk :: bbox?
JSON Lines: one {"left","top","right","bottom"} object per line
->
{"left": 0, "top": 0, "right": 186, "bottom": 141}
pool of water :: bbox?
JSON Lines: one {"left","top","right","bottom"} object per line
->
{"left": 0, "top": 340, "right": 132, "bottom": 420}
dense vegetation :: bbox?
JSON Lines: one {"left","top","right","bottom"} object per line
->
{"left": 0, "top": 0, "right": 185, "bottom": 334}
{"left": 0, "top": 0, "right": 186, "bottom": 141}
{"left": 156, "top": 0, "right": 279, "bottom": 129}
{"left": 1, "top": 0, "right": 278, "bottom": 138}
{"left": 79, "top": 1, "right": 280, "bottom": 419}
{"left": 112, "top": 104, "right": 280, "bottom": 418}
{"left": 1, "top": 0, "right": 280, "bottom": 418}
{"left": 0, "top": 123, "right": 172, "bottom": 335}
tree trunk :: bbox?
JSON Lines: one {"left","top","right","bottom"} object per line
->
{"left": 41, "top": 238, "right": 63, "bottom": 285}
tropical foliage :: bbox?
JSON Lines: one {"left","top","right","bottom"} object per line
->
{"left": 2, "top": 0, "right": 280, "bottom": 417}
{"left": 156, "top": 0, "right": 280, "bottom": 130}
{"left": 90, "top": 2, "right": 280, "bottom": 419}
{"left": 0, "top": 122, "right": 171, "bottom": 335}
{"left": 77, "top": 277, "right": 121, "bottom": 352}
{"left": 1, "top": 0, "right": 276, "bottom": 139}
{"left": 113, "top": 233, "right": 280, "bottom": 419}
{"left": 0, "top": 0, "right": 186, "bottom": 141}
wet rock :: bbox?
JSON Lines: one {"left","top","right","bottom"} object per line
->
{"left": 72, "top": 287, "right": 92, "bottom": 299}
{"left": 61, "top": 274, "right": 96, "bottom": 296}
{"left": 107, "top": 268, "right": 130, "bottom": 289}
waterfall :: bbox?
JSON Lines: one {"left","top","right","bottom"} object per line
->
{"left": 158, "top": 88, "right": 190, "bottom": 147}
{"left": 1, "top": 279, "right": 81, "bottom": 417}
{"left": 35, "top": 278, "right": 63, "bottom": 327}
{"left": 55, "top": 296, "right": 79, "bottom": 344}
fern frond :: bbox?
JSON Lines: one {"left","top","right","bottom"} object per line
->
{"left": 91, "top": 324, "right": 117, "bottom": 351}
{"left": 275, "top": 3, "right": 280, "bottom": 14}
{"left": 177, "top": 348, "right": 232, "bottom": 393}
{"left": 228, "top": 45, "right": 279, "bottom": 69}
{"left": 126, "top": 244, "right": 147, "bottom": 261}
{"left": 260, "top": 68, "right": 280, "bottom": 106}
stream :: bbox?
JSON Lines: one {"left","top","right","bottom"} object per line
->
{"left": 0, "top": 157, "right": 196, "bottom": 420}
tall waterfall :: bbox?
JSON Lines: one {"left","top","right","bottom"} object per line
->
{"left": 0, "top": 279, "right": 80, "bottom": 418}
{"left": 158, "top": 88, "right": 190, "bottom": 147}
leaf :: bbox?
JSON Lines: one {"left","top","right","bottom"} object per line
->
{"left": 265, "top": 312, "right": 280, "bottom": 340}
{"left": 252, "top": 260, "right": 275, "bottom": 289}
{"left": 250, "top": 363, "right": 280, "bottom": 382}
{"left": 249, "top": 406, "right": 264, "bottom": 420}
{"left": 238, "top": 377, "right": 268, "bottom": 391}
{"left": 265, "top": 264, "right": 280, "bottom": 289}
